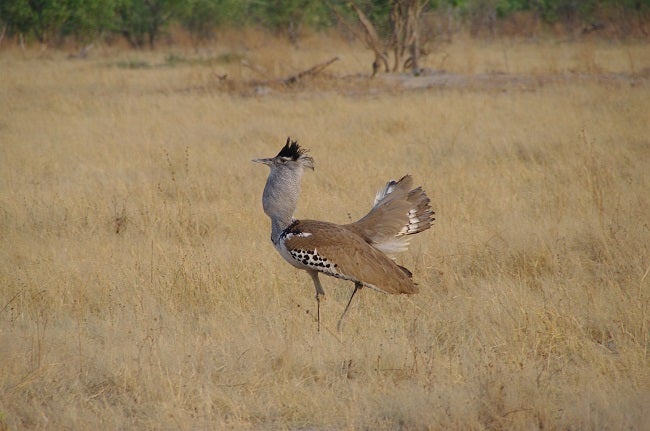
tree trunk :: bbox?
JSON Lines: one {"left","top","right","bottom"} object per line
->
{"left": 408, "top": 0, "right": 421, "bottom": 75}
{"left": 346, "top": 0, "right": 427, "bottom": 76}
{"left": 349, "top": 2, "right": 389, "bottom": 76}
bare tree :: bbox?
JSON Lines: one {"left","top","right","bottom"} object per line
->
{"left": 348, "top": 3, "right": 390, "bottom": 76}
{"left": 390, "top": 0, "right": 428, "bottom": 75}
{"left": 332, "top": 1, "right": 428, "bottom": 76}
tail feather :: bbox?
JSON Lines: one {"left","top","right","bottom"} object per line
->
{"left": 400, "top": 187, "right": 435, "bottom": 235}
{"left": 373, "top": 177, "right": 408, "bottom": 206}
{"left": 346, "top": 175, "right": 435, "bottom": 257}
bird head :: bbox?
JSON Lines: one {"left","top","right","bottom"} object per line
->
{"left": 253, "top": 137, "right": 315, "bottom": 172}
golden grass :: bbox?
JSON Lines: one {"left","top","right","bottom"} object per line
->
{"left": 1, "top": 34, "right": 649, "bottom": 429}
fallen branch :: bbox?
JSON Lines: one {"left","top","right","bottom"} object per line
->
{"left": 283, "top": 56, "right": 340, "bottom": 85}
{"left": 240, "top": 59, "right": 268, "bottom": 78}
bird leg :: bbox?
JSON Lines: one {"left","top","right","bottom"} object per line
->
{"left": 316, "top": 293, "right": 320, "bottom": 332}
{"left": 337, "top": 282, "right": 363, "bottom": 332}
{"left": 307, "top": 270, "right": 326, "bottom": 332}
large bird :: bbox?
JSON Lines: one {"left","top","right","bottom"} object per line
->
{"left": 253, "top": 138, "right": 434, "bottom": 330}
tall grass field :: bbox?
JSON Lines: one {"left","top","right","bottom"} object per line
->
{"left": 1, "top": 33, "right": 649, "bottom": 429}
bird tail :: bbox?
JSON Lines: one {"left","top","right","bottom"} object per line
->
{"left": 346, "top": 175, "right": 435, "bottom": 258}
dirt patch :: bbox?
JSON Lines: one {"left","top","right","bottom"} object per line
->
{"left": 180, "top": 68, "right": 649, "bottom": 97}
{"left": 380, "top": 69, "right": 650, "bottom": 92}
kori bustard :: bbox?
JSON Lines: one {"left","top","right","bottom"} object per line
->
{"left": 253, "top": 138, "right": 434, "bottom": 330}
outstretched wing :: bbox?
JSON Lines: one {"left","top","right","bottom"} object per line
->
{"left": 345, "top": 175, "right": 435, "bottom": 257}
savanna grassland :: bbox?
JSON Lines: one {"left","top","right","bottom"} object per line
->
{"left": 1, "top": 32, "right": 649, "bottom": 430}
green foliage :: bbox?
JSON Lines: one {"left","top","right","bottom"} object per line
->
{"left": 439, "top": 0, "right": 648, "bottom": 25}
{"left": 495, "top": 0, "right": 529, "bottom": 18}
{"left": 0, "top": 0, "right": 69, "bottom": 43}
{"left": 177, "top": 0, "right": 248, "bottom": 40}
{"left": 248, "top": 0, "right": 333, "bottom": 41}
{"left": 0, "top": 0, "right": 647, "bottom": 47}
{"left": 30, "top": 0, "right": 70, "bottom": 43}
{"left": 0, "top": 0, "right": 34, "bottom": 35}
{"left": 60, "top": 0, "right": 117, "bottom": 43}
{"left": 115, "top": 0, "right": 181, "bottom": 48}
{"left": 531, "top": 0, "right": 597, "bottom": 23}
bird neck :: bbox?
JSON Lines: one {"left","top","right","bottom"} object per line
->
{"left": 262, "top": 167, "right": 303, "bottom": 244}
{"left": 270, "top": 218, "right": 292, "bottom": 245}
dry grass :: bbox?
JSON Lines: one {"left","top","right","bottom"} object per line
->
{"left": 1, "top": 33, "right": 649, "bottom": 430}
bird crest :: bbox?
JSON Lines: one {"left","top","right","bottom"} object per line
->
{"left": 276, "top": 137, "right": 307, "bottom": 161}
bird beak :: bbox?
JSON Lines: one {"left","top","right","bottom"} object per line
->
{"left": 252, "top": 157, "right": 272, "bottom": 165}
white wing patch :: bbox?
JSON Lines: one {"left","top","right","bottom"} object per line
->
{"left": 284, "top": 231, "right": 312, "bottom": 239}
{"left": 373, "top": 179, "right": 399, "bottom": 207}
{"left": 372, "top": 236, "right": 410, "bottom": 257}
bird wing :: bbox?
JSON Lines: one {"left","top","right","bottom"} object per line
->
{"left": 283, "top": 220, "right": 417, "bottom": 295}
{"left": 345, "top": 175, "right": 435, "bottom": 257}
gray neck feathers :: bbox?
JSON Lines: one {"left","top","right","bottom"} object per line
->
{"left": 262, "top": 165, "right": 304, "bottom": 244}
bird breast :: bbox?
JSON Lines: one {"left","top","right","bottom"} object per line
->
{"left": 276, "top": 231, "right": 342, "bottom": 277}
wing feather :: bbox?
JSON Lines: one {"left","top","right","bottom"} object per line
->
{"left": 346, "top": 175, "right": 434, "bottom": 257}
{"left": 283, "top": 220, "right": 417, "bottom": 295}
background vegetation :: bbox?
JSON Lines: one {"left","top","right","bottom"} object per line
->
{"left": 1, "top": 0, "right": 649, "bottom": 48}
{"left": 0, "top": 32, "right": 648, "bottom": 429}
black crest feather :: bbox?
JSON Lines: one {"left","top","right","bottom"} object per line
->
{"left": 276, "top": 137, "right": 305, "bottom": 161}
